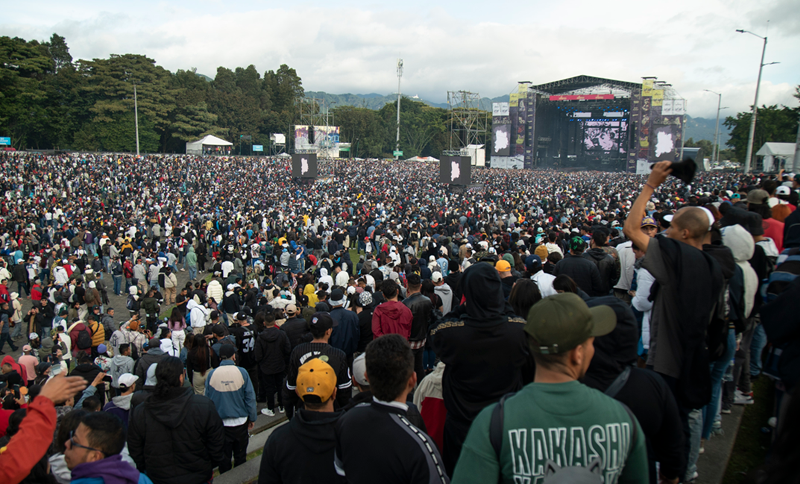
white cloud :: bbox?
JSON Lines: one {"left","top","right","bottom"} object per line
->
{"left": 3, "top": 0, "right": 797, "bottom": 119}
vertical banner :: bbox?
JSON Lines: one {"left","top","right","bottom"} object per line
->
{"left": 524, "top": 91, "right": 536, "bottom": 169}
{"left": 516, "top": 88, "right": 526, "bottom": 157}
{"left": 626, "top": 86, "right": 642, "bottom": 173}
{"left": 508, "top": 93, "right": 519, "bottom": 161}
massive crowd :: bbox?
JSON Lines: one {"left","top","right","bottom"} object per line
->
{"left": 0, "top": 151, "right": 798, "bottom": 484}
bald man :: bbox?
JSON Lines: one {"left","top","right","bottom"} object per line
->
{"left": 625, "top": 161, "right": 724, "bottom": 480}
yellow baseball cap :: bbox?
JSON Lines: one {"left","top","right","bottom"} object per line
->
{"left": 296, "top": 358, "right": 336, "bottom": 403}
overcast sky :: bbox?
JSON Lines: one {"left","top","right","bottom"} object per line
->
{"left": 5, "top": 0, "right": 798, "bottom": 119}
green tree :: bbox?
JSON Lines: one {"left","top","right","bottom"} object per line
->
{"left": 171, "top": 101, "right": 227, "bottom": 142}
{"left": 724, "top": 100, "right": 799, "bottom": 163}
{"left": 333, "top": 105, "right": 385, "bottom": 158}
{"left": 0, "top": 36, "right": 55, "bottom": 148}
{"left": 78, "top": 54, "right": 177, "bottom": 151}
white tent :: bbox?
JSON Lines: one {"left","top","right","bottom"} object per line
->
{"left": 756, "top": 142, "right": 796, "bottom": 172}
{"left": 186, "top": 135, "right": 233, "bottom": 155}
{"left": 405, "top": 156, "right": 439, "bottom": 162}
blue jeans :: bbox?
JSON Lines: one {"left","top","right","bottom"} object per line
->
{"left": 188, "top": 266, "right": 197, "bottom": 281}
{"left": 686, "top": 408, "right": 703, "bottom": 480}
{"left": 113, "top": 275, "right": 123, "bottom": 295}
{"left": 703, "top": 329, "right": 736, "bottom": 439}
{"left": 750, "top": 323, "right": 767, "bottom": 377}
{"left": 103, "top": 256, "right": 110, "bottom": 272}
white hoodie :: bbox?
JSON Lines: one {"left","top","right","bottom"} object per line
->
{"left": 187, "top": 299, "right": 209, "bottom": 328}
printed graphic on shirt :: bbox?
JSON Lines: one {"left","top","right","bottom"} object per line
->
{"left": 507, "top": 423, "right": 632, "bottom": 484}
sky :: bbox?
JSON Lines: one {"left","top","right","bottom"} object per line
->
{"left": 4, "top": 0, "right": 798, "bottom": 119}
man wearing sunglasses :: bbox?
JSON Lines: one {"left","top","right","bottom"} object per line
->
{"left": 65, "top": 411, "right": 153, "bottom": 484}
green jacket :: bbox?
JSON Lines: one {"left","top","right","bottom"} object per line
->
{"left": 141, "top": 296, "right": 159, "bottom": 316}
{"left": 452, "top": 380, "right": 649, "bottom": 484}
{"left": 185, "top": 247, "right": 197, "bottom": 267}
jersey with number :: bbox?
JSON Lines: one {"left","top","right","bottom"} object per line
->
{"left": 231, "top": 324, "right": 257, "bottom": 369}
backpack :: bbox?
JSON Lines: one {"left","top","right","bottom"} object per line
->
{"left": 126, "top": 294, "right": 138, "bottom": 311}
{"left": 760, "top": 251, "right": 800, "bottom": 304}
{"left": 76, "top": 326, "right": 92, "bottom": 350}
{"left": 489, "top": 381, "right": 637, "bottom": 483}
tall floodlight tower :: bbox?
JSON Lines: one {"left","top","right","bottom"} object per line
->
{"left": 396, "top": 59, "right": 403, "bottom": 160}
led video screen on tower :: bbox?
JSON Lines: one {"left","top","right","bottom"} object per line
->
{"left": 492, "top": 124, "right": 511, "bottom": 156}
{"left": 583, "top": 120, "right": 621, "bottom": 152}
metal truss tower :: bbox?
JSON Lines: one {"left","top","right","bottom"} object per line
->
{"left": 447, "top": 90, "right": 489, "bottom": 153}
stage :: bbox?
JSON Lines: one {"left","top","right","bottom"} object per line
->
{"left": 490, "top": 75, "right": 687, "bottom": 173}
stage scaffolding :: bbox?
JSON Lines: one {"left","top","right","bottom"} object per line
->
{"left": 447, "top": 91, "right": 489, "bottom": 153}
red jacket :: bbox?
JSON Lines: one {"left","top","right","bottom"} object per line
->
{"left": 0, "top": 396, "right": 56, "bottom": 484}
{"left": 68, "top": 322, "right": 92, "bottom": 357}
{"left": 371, "top": 300, "right": 413, "bottom": 340}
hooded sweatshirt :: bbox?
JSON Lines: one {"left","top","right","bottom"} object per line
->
{"left": 722, "top": 224, "right": 759, "bottom": 319}
{"left": 103, "top": 393, "right": 135, "bottom": 430}
{"left": 371, "top": 300, "right": 413, "bottom": 340}
{"left": 186, "top": 299, "right": 208, "bottom": 329}
{"left": 69, "top": 454, "right": 150, "bottom": 484}
{"left": 109, "top": 354, "right": 135, "bottom": 387}
{"left": 434, "top": 282, "right": 453, "bottom": 315}
{"left": 128, "top": 387, "right": 225, "bottom": 484}
{"left": 583, "top": 296, "right": 686, "bottom": 483}
{"left": 260, "top": 409, "right": 346, "bottom": 484}
{"left": 431, "top": 263, "right": 533, "bottom": 430}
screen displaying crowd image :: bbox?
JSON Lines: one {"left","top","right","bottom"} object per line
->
{"left": 583, "top": 120, "right": 626, "bottom": 153}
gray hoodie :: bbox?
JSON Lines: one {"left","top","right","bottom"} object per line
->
{"left": 109, "top": 354, "right": 135, "bottom": 387}
{"left": 435, "top": 283, "right": 454, "bottom": 315}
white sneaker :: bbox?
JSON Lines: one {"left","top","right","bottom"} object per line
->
{"left": 278, "top": 406, "right": 285, "bottom": 413}
{"left": 734, "top": 390, "right": 754, "bottom": 405}
{"left": 261, "top": 408, "right": 275, "bottom": 417}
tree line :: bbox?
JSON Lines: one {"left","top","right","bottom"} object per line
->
{"left": 0, "top": 34, "right": 454, "bottom": 158}
{"left": 0, "top": 33, "right": 796, "bottom": 160}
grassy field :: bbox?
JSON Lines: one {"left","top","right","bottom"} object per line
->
{"left": 723, "top": 376, "right": 775, "bottom": 482}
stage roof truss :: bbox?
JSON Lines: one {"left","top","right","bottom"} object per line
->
{"left": 531, "top": 75, "right": 641, "bottom": 96}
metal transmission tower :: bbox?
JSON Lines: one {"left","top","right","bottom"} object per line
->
{"left": 395, "top": 59, "right": 403, "bottom": 160}
{"left": 446, "top": 90, "right": 489, "bottom": 154}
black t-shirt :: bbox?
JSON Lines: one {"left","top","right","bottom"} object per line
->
{"left": 283, "top": 342, "right": 352, "bottom": 418}
{"left": 230, "top": 324, "right": 257, "bottom": 369}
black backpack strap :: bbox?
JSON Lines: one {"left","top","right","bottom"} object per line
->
{"left": 604, "top": 366, "right": 631, "bottom": 398}
{"left": 489, "top": 392, "right": 515, "bottom": 479}
{"left": 619, "top": 402, "right": 639, "bottom": 450}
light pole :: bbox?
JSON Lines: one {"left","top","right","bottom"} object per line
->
{"left": 125, "top": 72, "right": 141, "bottom": 156}
{"left": 704, "top": 90, "right": 723, "bottom": 164}
{"left": 736, "top": 29, "right": 778, "bottom": 173}
{"left": 396, "top": 59, "right": 403, "bottom": 160}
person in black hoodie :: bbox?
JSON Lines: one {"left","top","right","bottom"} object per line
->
{"left": 554, "top": 236, "right": 605, "bottom": 297}
{"left": 431, "top": 262, "right": 534, "bottom": 474}
{"left": 281, "top": 304, "right": 311, "bottom": 348}
{"left": 583, "top": 296, "right": 685, "bottom": 484}
{"left": 68, "top": 353, "right": 105, "bottom": 405}
{"left": 583, "top": 231, "right": 619, "bottom": 295}
{"left": 128, "top": 356, "right": 225, "bottom": 484}
{"left": 254, "top": 312, "right": 290, "bottom": 414}
{"left": 259, "top": 357, "right": 346, "bottom": 484}
{"left": 444, "top": 260, "right": 463, "bottom": 302}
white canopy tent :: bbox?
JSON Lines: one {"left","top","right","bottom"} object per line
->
{"left": 405, "top": 156, "right": 439, "bottom": 162}
{"left": 186, "top": 135, "right": 233, "bottom": 155}
{"left": 756, "top": 142, "right": 796, "bottom": 172}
